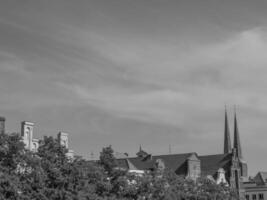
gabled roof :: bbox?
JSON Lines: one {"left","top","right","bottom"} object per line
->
{"left": 254, "top": 172, "right": 267, "bottom": 185}
{"left": 260, "top": 172, "right": 267, "bottom": 182}
{"left": 116, "top": 152, "right": 233, "bottom": 178}
{"left": 117, "top": 153, "right": 195, "bottom": 172}
{"left": 136, "top": 149, "right": 149, "bottom": 158}
{"left": 199, "top": 153, "right": 232, "bottom": 177}
{"left": 151, "top": 153, "right": 194, "bottom": 170}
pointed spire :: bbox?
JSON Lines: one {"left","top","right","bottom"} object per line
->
{"left": 136, "top": 145, "right": 148, "bottom": 158}
{"left": 233, "top": 107, "right": 243, "bottom": 159}
{"left": 224, "top": 106, "right": 232, "bottom": 154}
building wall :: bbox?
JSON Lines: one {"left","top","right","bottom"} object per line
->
{"left": 187, "top": 154, "right": 201, "bottom": 179}
{"left": 32, "top": 139, "right": 39, "bottom": 152}
{"left": 58, "top": 132, "right": 69, "bottom": 149}
{"left": 21, "top": 121, "right": 34, "bottom": 150}
{"left": 244, "top": 186, "right": 267, "bottom": 200}
{"left": 216, "top": 168, "right": 228, "bottom": 185}
{"left": 241, "top": 161, "right": 248, "bottom": 177}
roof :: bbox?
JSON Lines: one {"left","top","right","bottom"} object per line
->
{"left": 254, "top": 172, "right": 267, "bottom": 185}
{"left": 114, "top": 152, "right": 129, "bottom": 159}
{"left": 117, "top": 153, "right": 195, "bottom": 172}
{"left": 117, "top": 152, "right": 233, "bottom": 177}
{"left": 136, "top": 149, "right": 149, "bottom": 157}
{"left": 259, "top": 172, "right": 267, "bottom": 182}
{"left": 199, "top": 153, "right": 232, "bottom": 176}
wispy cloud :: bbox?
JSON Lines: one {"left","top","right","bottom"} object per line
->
{"left": 1, "top": 1, "right": 267, "bottom": 174}
{"left": 59, "top": 28, "right": 267, "bottom": 127}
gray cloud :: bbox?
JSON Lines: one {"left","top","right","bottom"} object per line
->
{"left": 1, "top": 0, "right": 267, "bottom": 175}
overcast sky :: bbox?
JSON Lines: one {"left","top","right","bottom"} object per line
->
{"left": 1, "top": 0, "right": 267, "bottom": 175}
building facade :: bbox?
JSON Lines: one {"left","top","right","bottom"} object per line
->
{"left": 21, "top": 121, "right": 38, "bottom": 152}
{"left": 116, "top": 109, "right": 248, "bottom": 197}
{"left": 243, "top": 172, "right": 267, "bottom": 200}
{"left": 20, "top": 121, "right": 74, "bottom": 158}
{"left": 0, "top": 117, "right": 74, "bottom": 158}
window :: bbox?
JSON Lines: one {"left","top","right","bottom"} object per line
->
{"left": 259, "top": 194, "right": 264, "bottom": 200}
{"left": 252, "top": 194, "right": 257, "bottom": 200}
{"left": 25, "top": 127, "right": 30, "bottom": 138}
{"left": 245, "top": 195, "right": 250, "bottom": 200}
{"left": 33, "top": 143, "right": 37, "bottom": 152}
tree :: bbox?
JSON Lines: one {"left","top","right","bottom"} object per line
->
{"left": 99, "top": 145, "right": 117, "bottom": 174}
{"left": 0, "top": 132, "right": 240, "bottom": 200}
{"left": 0, "top": 133, "right": 25, "bottom": 174}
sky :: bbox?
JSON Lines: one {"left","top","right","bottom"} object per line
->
{"left": 0, "top": 0, "right": 267, "bottom": 175}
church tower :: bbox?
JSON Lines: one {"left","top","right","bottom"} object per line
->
{"left": 233, "top": 112, "right": 242, "bottom": 159}
{"left": 224, "top": 108, "right": 232, "bottom": 154}
{"left": 233, "top": 110, "right": 248, "bottom": 178}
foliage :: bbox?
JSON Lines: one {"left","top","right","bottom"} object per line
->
{"left": 99, "top": 145, "right": 117, "bottom": 175}
{"left": 0, "top": 133, "right": 240, "bottom": 200}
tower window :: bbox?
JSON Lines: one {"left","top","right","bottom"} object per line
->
{"left": 252, "top": 194, "right": 257, "bottom": 200}
{"left": 259, "top": 194, "right": 264, "bottom": 200}
{"left": 245, "top": 195, "right": 250, "bottom": 200}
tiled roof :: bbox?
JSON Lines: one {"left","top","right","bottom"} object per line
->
{"left": 116, "top": 159, "right": 130, "bottom": 169}
{"left": 117, "top": 152, "right": 233, "bottom": 178}
{"left": 259, "top": 172, "right": 267, "bottom": 182}
{"left": 117, "top": 153, "right": 194, "bottom": 172}
{"left": 199, "top": 153, "right": 232, "bottom": 177}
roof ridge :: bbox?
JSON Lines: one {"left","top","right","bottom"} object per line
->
{"left": 199, "top": 153, "right": 229, "bottom": 157}
{"left": 153, "top": 152, "right": 196, "bottom": 157}
{"left": 118, "top": 152, "right": 196, "bottom": 160}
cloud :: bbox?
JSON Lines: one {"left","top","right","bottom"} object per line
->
{"left": 0, "top": 51, "right": 28, "bottom": 75}
{"left": 58, "top": 28, "right": 267, "bottom": 128}
{"left": 1, "top": 1, "right": 267, "bottom": 174}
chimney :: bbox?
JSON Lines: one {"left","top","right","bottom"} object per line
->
{"left": 0, "top": 116, "right": 6, "bottom": 134}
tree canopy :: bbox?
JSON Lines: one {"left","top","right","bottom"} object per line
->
{"left": 0, "top": 132, "right": 239, "bottom": 200}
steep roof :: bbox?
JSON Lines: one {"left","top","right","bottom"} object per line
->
{"left": 116, "top": 152, "right": 233, "bottom": 178}
{"left": 117, "top": 153, "right": 195, "bottom": 172}
{"left": 234, "top": 112, "right": 243, "bottom": 159}
{"left": 199, "top": 153, "right": 232, "bottom": 176}
{"left": 254, "top": 172, "right": 267, "bottom": 185}
{"left": 224, "top": 108, "right": 232, "bottom": 154}
{"left": 259, "top": 172, "right": 267, "bottom": 182}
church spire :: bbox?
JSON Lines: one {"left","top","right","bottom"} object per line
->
{"left": 224, "top": 107, "right": 232, "bottom": 154}
{"left": 233, "top": 108, "right": 243, "bottom": 159}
